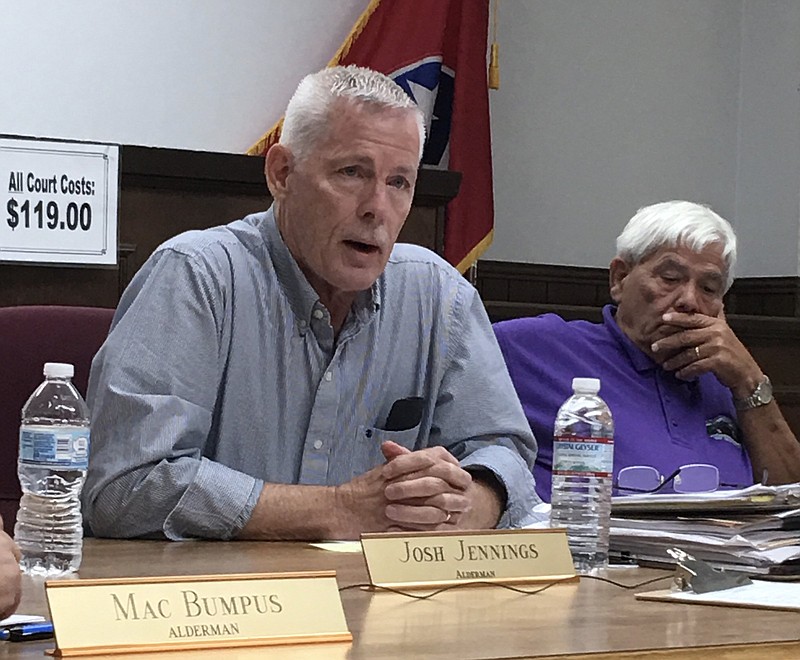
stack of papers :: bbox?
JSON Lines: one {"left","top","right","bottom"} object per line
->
{"left": 610, "top": 483, "right": 800, "bottom": 575}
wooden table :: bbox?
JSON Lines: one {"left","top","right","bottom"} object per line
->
{"left": 2, "top": 539, "right": 799, "bottom": 659}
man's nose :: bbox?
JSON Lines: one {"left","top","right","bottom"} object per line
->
{"left": 357, "top": 180, "right": 389, "bottom": 223}
{"left": 674, "top": 283, "right": 701, "bottom": 313}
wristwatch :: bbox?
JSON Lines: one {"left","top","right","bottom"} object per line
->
{"left": 734, "top": 375, "right": 773, "bottom": 411}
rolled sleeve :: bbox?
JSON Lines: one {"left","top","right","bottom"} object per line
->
{"left": 164, "top": 462, "right": 262, "bottom": 540}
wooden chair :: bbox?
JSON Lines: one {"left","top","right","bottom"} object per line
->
{"left": 0, "top": 306, "right": 114, "bottom": 537}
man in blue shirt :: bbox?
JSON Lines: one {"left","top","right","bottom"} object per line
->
{"left": 84, "top": 66, "right": 540, "bottom": 540}
{"left": 495, "top": 201, "right": 800, "bottom": 501}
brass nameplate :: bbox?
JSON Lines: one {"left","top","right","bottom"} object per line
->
{"left": 44, "top": 571, "right": 351, "bottom": 657}
{"left": 360, "top": 528, "right": 576, "bottom": 589}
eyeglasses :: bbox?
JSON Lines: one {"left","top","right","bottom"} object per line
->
{"left": 614, "top": 463, "right": 753, "bottom": 494}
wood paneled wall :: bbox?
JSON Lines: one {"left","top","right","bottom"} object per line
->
{"left": 0, "top": 145, "right": 461, "bottom": 308}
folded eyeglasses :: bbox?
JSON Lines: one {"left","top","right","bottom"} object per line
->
{"left": 613, "top": 463, "right": 760, "bottom": 494}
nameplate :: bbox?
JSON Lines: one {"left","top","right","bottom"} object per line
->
{"left": 44, "top": 571, "right": 351, "bottom": 657}
{"left": 360, "top": 528, "right": 576, "bottom": 589}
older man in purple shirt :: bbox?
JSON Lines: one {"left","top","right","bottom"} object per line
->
{"left": 494, "top": 201, "right": 800, "bottom": 501}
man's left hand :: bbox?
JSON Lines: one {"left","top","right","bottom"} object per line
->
{"left": 651, "top": 312, "right": 762, "bottom": 399}
{"left": 651, "top": 313, "right": 800, "bottom": 487}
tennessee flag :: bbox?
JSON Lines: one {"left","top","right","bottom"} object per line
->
{"left": 248, "top": 0, "right": 494, "bottom": 273}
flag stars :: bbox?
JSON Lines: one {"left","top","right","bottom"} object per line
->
{"left": 407, "top": 79, "right": 439, "bottom": 134}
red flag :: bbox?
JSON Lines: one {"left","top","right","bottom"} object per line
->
{"left": 248, "top": 0, "right": 494, "bottom": 273}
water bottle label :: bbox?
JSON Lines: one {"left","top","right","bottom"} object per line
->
{"left": 552, "top": 435, "right": 613, "bottom": 477}
{"left": 19, "top": 426, "right": 90, "bottom": 469}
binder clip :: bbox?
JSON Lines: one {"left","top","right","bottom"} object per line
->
{"left": 667, "top": 548, "right": 752, "bottom": 594}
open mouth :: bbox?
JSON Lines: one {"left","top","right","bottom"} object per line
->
{"left": 344, "top": 239, "right": 379, "bottom": 255}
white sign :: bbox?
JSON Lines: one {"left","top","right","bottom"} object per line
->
{"left": 0, "top": 137, "right": 119, "bottom": 265}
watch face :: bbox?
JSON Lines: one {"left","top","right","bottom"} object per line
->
{"left": 736, "top": 376, "right": 773, "bottom": 410}
{"left": 755, "top": 377, "right": 773, "bottom": 404}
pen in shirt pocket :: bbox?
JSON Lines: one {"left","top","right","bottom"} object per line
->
{"left": 383, "top": 396, "right": 424, "bottom": 432}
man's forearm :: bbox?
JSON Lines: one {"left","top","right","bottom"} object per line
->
{"left": 237, "top": 484, "right": 347, "bottom": 540}
{"left": 236, "top": 458, "right": 503, "bottom": 539}
{"left": 237, "top": 465, "right": 392, "bottom": 541}
{"left": 739, "top": 402, "right": 800, "bottom": 484}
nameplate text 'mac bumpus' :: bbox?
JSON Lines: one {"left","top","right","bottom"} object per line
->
{"left": 360, "top": 528, "right": 576, "bottom": 589}
{"left": 44, "top": 571, "right": 350, "bottom": 657}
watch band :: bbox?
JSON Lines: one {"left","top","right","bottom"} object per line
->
{"left": 734, "top": 375, "right": 773, "bottom": 411}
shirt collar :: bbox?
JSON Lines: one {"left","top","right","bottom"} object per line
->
{"left": 602, "top": 304, "right": 659, "bottom": 373}
{"left": 261, "top": 206, "right": 380, "bottom": 332}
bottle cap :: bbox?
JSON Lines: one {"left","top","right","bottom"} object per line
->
{"left": 572, "top": 377, "right": 600, "bottom": 393}
{"left": 43, "top": 362, "right": 74, "bottom": 379}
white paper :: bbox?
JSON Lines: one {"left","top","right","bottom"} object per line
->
{"left": 308, "top": 541, "right": 363, "bottom": 553}
{"left": 613, "top": 482, "right": 800, "bottom": 507}
{"left": 640, "top": 581, "right": 800, "bottom": 611}
{"left": 0, "top": 614, "right": 46, "bottom": 627}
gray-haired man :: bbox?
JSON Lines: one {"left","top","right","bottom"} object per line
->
{"left": 495, "top": 201, "right": 800, "bottom": 501}
{"left": 84, "top": 65, "right": 540, "bottom": 541}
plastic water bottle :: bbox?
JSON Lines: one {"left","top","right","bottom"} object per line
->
{"left": 14, "top": 363, "right": 90, "bottom": 576}
{"left": 550, "top": 377, "right": 614, "bottom": 572}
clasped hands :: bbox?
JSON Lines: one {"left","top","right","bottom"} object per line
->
{"left": 337, "top": 441, "right": 476, "bottom": 536}
{"left": 649, "top": 311, "right": 762, "bottom": 398}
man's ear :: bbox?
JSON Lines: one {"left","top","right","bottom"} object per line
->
{"left": 265, "top": 144, "right": 293, "bottom": 199}
{"left": 609, "top": 257, "right": 630, "bottom": 303}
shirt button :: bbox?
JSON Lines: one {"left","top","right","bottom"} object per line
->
{"left": 325, "top": 371, "right": 332, "bottom": 382}
{"left": 671, "top": 420, "right": 678, "bottom": 427}
{"left": 313, "top": 440, "right": 323, "bottom": 450}
{"left": 313, "top": 309, "right": 324, "bottom": 320}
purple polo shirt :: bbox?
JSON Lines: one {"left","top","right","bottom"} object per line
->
{"left": 494, "top": 305, "right": 753, "bottom": 501}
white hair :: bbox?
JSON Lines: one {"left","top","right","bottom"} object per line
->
{"left": 280, "top": 65, "right": 426, "bottom": 162}
{"left": 616, "top": 200, "right": 738, "bottom": 291}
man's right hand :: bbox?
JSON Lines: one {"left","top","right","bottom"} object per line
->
{"left": 331, "top": 462, "right": 396, "bottom": 538}
{"left": 0, "top": 519, "right": 22, "bottom": 620}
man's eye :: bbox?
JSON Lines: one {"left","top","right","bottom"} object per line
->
{"left": 340, "top": 166, "right": 360, "bottom": 177}
{"left": 388, "top": 176, "right": 410, "bottom": 190}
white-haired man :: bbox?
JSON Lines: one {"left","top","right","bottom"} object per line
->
{"left": 494, "top": 201, "right": 800, "bottom": 501}
{"left": 84, "top": 66, "right": 540, "bottom": 540}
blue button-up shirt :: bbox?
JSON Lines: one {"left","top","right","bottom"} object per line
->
{"left": 84, "top": 208, "right": 540, "bottom": 539}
